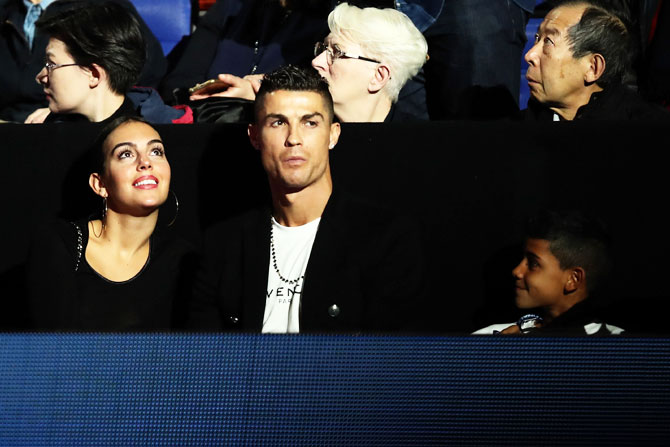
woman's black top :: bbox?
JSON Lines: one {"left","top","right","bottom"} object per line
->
{"left": 27, "top": 219, "right": 196, "bottom": 331}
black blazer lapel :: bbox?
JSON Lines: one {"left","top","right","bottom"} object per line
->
{"left": 241, "top": 207, "right": 272, "bottom": 331}
{"left": 299, "top": 191, "right": 350, "bottom": 330}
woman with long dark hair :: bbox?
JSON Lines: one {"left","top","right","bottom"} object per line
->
{"left": 27, "top": 116, "right": 195, "bottom": 330}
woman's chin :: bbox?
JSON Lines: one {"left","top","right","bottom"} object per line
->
{"left": 115, "top": 204, "right": 161, "bottom": 218}
{"left": 140, "top": 203, "right": 163, "bottom": 214}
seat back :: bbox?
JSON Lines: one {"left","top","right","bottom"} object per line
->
{"left": 129, "top": 0, "right": 191, "bottom": 55}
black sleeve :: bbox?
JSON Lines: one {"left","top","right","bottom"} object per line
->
{"left": 26, "top": 220, "right": 79, "bottom": 330}
{"left": 170, "top": 245, "right": 199, "bottom": 330}
{"left": 159, "top": 0, "right": 233, "bottom": 101}
{"left": 187, "top": 226, "right": 227, "bottom": 331}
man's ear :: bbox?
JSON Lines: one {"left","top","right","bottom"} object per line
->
{"left": 89, "top": 172, "right": 107, "bottom": 198}
{"left": 368, "top": 64, "right": 391, "bottom": 94}
{"left": 328, "top": 122, "right": 340, "bottom": 150}
{"left": 584, "top": 53, "right": 606, "bottom": 84}
{"left": 564, "top": 267, "right": 585, "bottom": 293}
{"left": 248, "top": 123, "right": 260, "bottom": 151}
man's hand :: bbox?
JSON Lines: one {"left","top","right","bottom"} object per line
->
{"left": 189, "top": 73, "right": 262, "bottom": 101}
{"left": 24, "top": 107, "right": 51, "bottom": 124}
{"left": 244, "top": 74, "right": 263, "bottom": 95}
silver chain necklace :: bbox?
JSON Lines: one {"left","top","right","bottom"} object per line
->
{"left": 270, "top": 218, "right": 305, "bottom": 285}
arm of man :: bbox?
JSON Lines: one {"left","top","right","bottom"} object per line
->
{"left": 160, "top": 0, "right": 237, "bottom": 100}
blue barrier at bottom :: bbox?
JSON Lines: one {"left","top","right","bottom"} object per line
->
{"left": 0, "top": 334, "right": 669, "bottom": 446}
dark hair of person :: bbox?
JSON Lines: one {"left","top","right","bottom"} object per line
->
{"left": 560, "top": 1, "right": 633, "bottom": 87}
{"left": 36, "top": 0, "right": 146, "bottom": 95}
{"left": 255, "top": 65, "right": 335, "bottom": 123}
{"left": 91, "top": 115, "right": 155, "bottom": 173}
{"left": 525, "top": 209, "right": 612, "bottom": 293}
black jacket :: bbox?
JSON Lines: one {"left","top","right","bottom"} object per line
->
{"left": 522, "top": 84, "right": 670, "bottom": 121}
{"left": 189, "top": 190, "right": 426, "bottom": 333}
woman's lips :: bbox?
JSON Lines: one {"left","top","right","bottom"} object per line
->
{"left": 133, "top": 175, "right": 158, "bottom": 189}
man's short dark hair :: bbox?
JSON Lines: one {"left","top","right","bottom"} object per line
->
{"left": 255, "top": 65, "right": 335, "bottom": 123}
{"left": 37, "top": 0, "right": 146, "bottom": 95}
{"left": 560, "top": 0, "right": 632, "bottom": 87}
{"left": 526, "top": 209, "right": 612, "bottom": 292}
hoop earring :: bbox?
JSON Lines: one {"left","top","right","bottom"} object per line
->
{"left": 93, "top": 197, "right": 106, "bottom": 238}
{"left": 167, "top": 190, "right": 179, "bottom": 227}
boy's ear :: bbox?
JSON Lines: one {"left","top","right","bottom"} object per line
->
{"left": 565, "top": 267, "right": 585, "bottom": 293}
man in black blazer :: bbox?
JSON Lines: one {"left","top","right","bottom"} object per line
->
{"left": 189, "top": 65, "right": 425, "bottom": 333}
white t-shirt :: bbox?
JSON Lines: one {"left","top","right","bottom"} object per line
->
{"left": 262, "top": 217, "right": 320, "bottom": 333}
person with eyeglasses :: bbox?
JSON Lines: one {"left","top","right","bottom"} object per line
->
{"left": 311, "top": 2, "right": 427, "bottom": 122}
{"left": 0, "top": 0, "right": 167, "bottom": 123}
{"left": 27, "top": 0, "right": 186, "bottom": 124}
{"left": 29, "top": 0, "right": 141, "bottom": 123}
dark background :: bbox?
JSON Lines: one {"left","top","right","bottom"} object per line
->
{"left": 1, "top": 121, "right": 667, "bottom": 333}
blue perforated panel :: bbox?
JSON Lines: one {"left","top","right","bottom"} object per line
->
{"left": 0, "top": 335, "right": 669, "bottom": 446}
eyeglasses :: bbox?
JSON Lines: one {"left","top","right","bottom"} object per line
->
{"left": 43, "top": 61, "right": 80, "bottom": 73}
{"left": 314, "top": 42, "right": 380, "bottom": 65}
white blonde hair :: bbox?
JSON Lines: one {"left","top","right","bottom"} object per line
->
{"left": 328, "top": 2, "right": 428, "bottom": 102}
